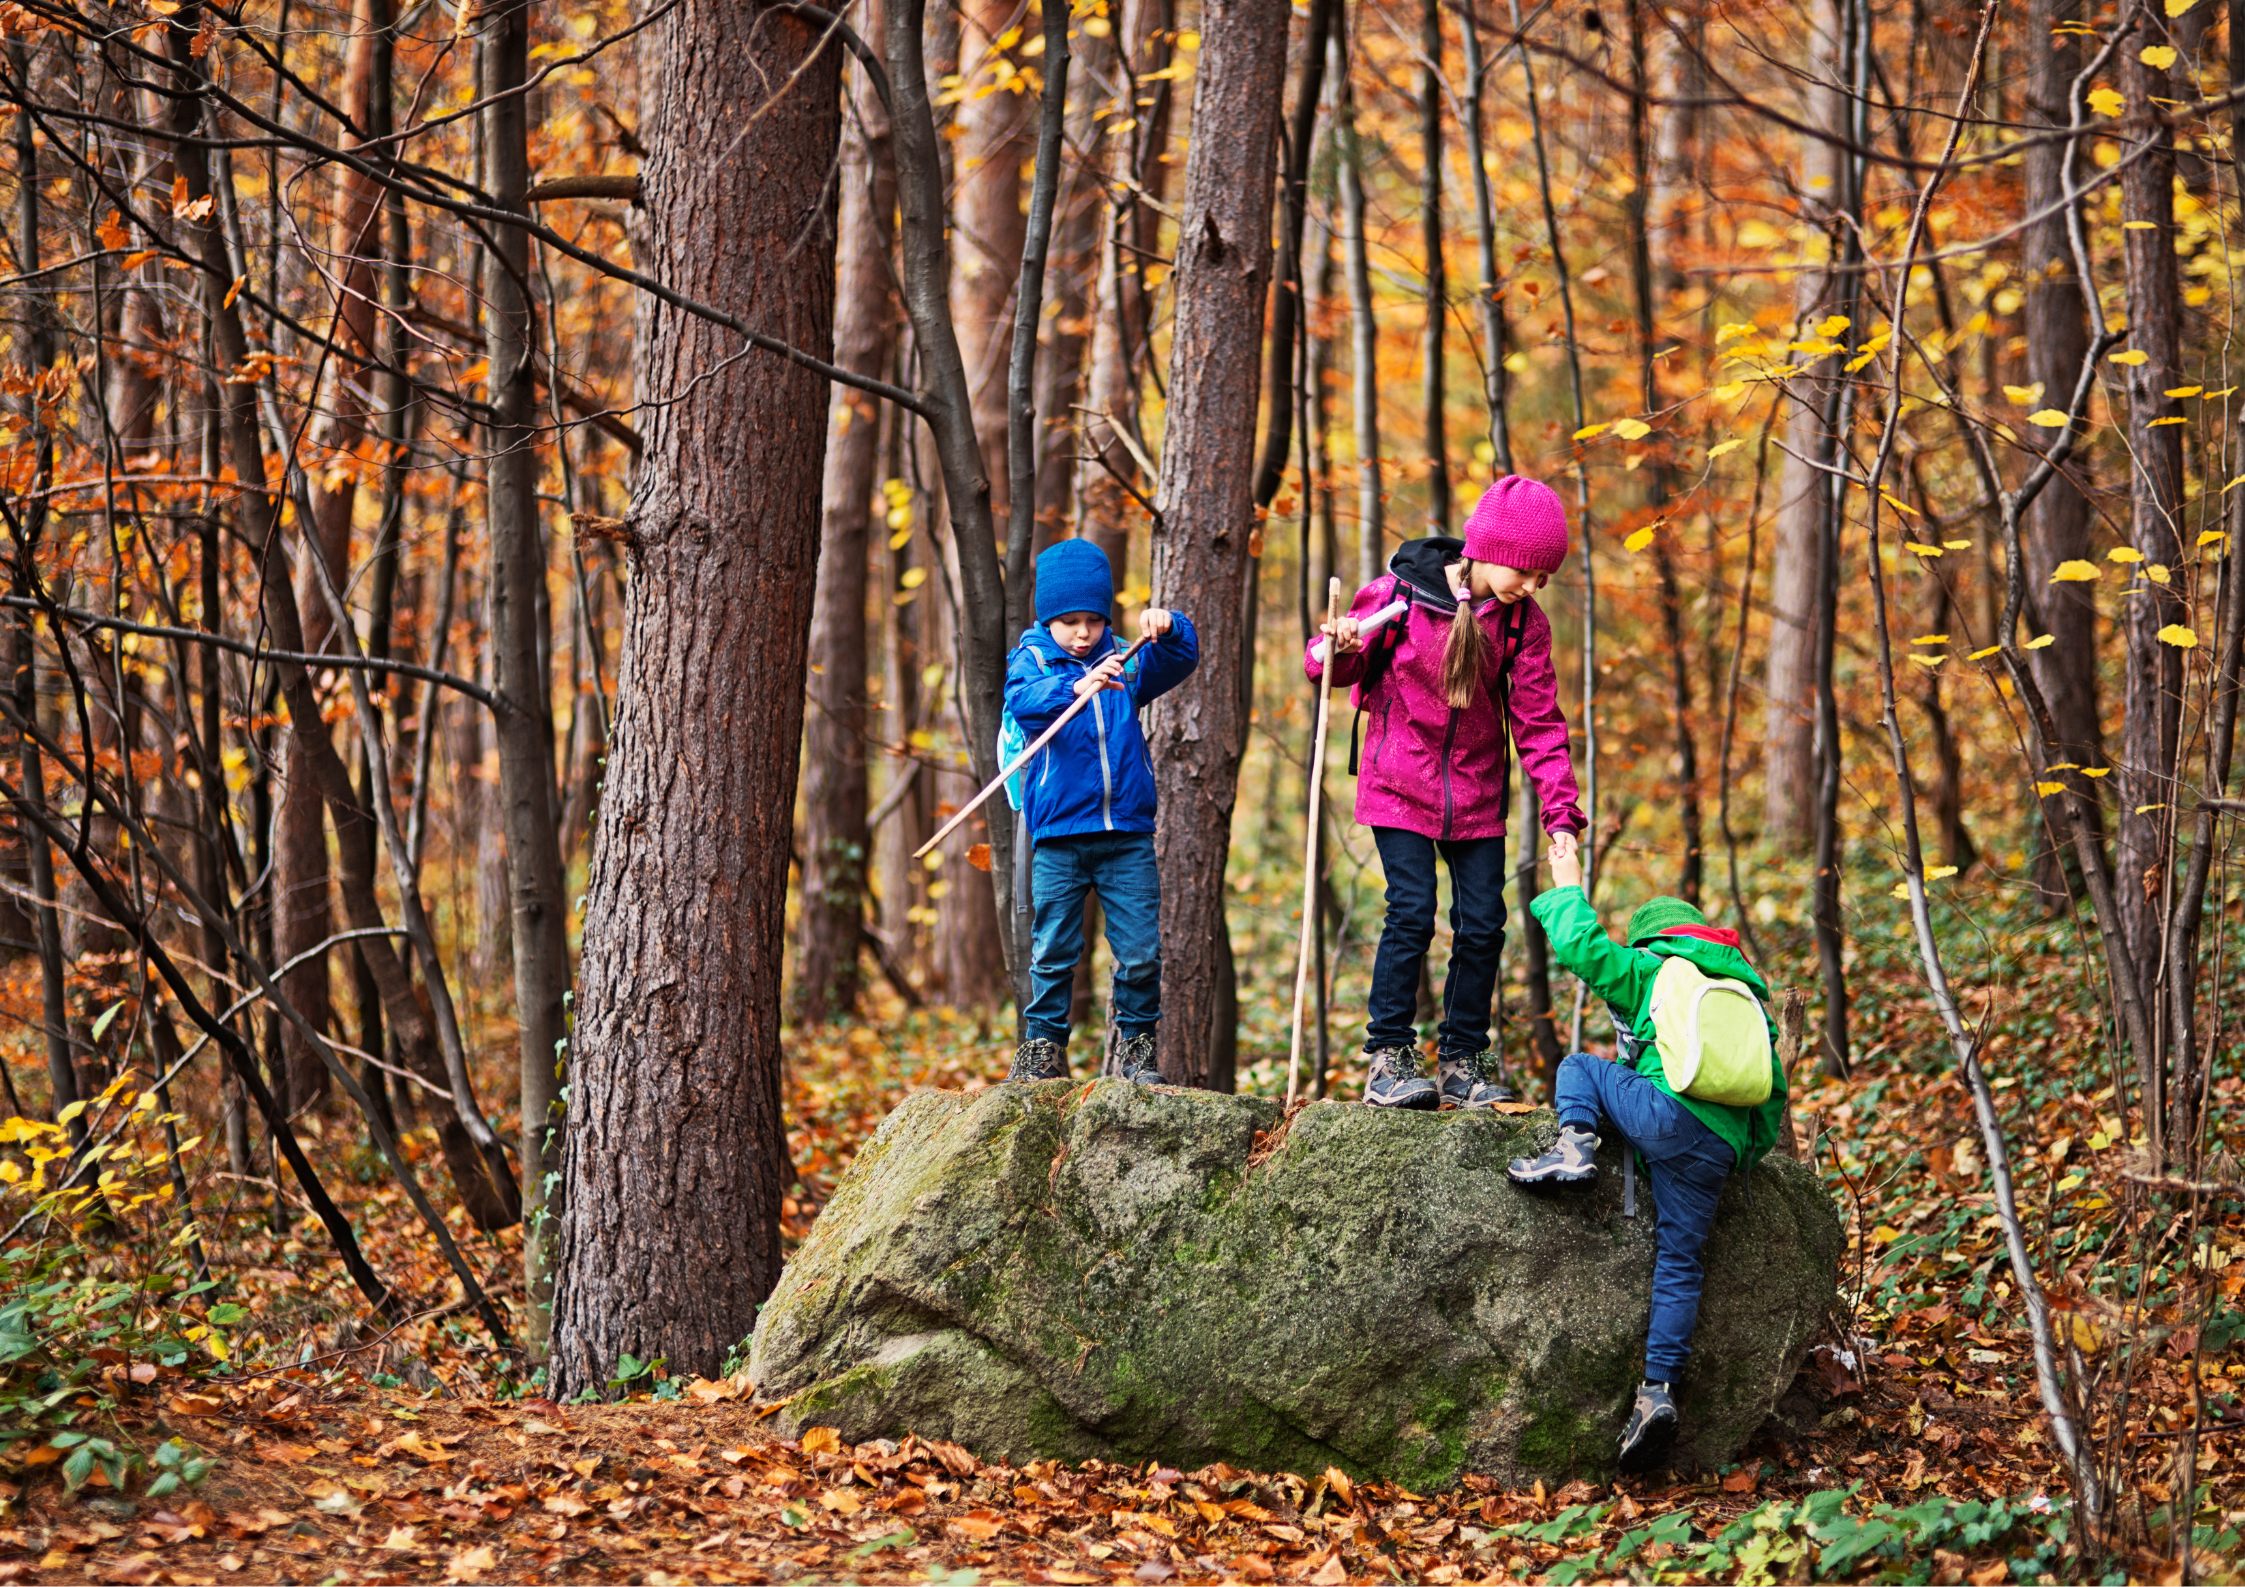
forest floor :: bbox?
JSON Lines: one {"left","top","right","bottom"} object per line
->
{"left": 9, "top": 889, "right": 2245, "bottom": 1585}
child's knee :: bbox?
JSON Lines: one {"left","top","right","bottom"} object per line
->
{"left": 1112, "top": 951, "right": 1161, "bottom": 987}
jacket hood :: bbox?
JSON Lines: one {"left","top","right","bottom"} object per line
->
{"left": 1386, "top": 537, "right": 1468, "bottom": 610}
{"left": 1646, "top": 933, "right": 1770, "bottom": 1000}
{"left": 1017, "top": 622, "right": 1118, "bottom": 666}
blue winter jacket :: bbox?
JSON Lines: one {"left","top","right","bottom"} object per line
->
{"left": 1003, "top": 617, "right": 1200, "bottom": 841}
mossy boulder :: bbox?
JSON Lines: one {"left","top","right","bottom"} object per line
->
{"left": 748, "top": 1081, "right": 1839, "bottom": 1489}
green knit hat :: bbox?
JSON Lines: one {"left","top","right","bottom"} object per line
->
{"left": 1627, "top": 896, "right": 1708, "bottom": 946}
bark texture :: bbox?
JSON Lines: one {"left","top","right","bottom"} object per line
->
{"left": 1145, "top": 0, "right": 1290, "bottom": 1089}
{"left": 551, "top": 0, "right": 838, "bottom": 1396}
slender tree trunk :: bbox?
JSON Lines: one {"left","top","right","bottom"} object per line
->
{"left": 1252, "top": 0, "right": 1334, "bottom": 511}
{"left": 2021, "top": 0, "right": 2101, "bottom": 835}
{"left": 1419, "top": 0, "right": 1449, "bottom": 534}
{"left": 797, "top": 6, "right": 897, "bottom": 1023}
{"left": 481, "top": 0, "right": 572, "bottom": 1358}
{"left": 1337, "top": 33, "right": 1383, "bottom": 587}
{"left": 1456, "top": 0, "right": 1511, "bottom": 475}
{"left": 1762, "top": 0, "right": 1846, "bottom": 852}
{"left": 550, "top": 0, "right": 838, "bottom": 1396}
{"left": 2116, "top": 23, "right": 2187, "bottom": 1132}
{"left": 1145, "top": 0, "right": 1290, "bottom": 1089}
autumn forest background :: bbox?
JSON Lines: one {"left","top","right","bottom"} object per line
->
{"left": 2, "top": 0, "right": 2245, "bottom": 1574}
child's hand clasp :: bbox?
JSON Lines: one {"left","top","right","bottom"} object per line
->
{"left": 1074, "top": 655, "right": 1127, "bottom": 697}
{"left": 1548, "top": 830, "right": 1583, "bottom": 889}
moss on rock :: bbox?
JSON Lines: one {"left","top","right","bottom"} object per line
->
{"left": 748, "top": 1082, "right": 1839, "bottom": 1487}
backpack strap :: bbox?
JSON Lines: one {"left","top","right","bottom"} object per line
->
{"left": 1344, "top": 578, "right": 1411, "bottom": 776}
{"left": 1491, "top": 598, "right": 1529, "bottom": 815}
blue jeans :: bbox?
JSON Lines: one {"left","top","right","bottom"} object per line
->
{"left": 1555, "top": 1051, "right": 1737, "bottom": 1384}
{"left": 1021, "top": 831, "right": 1161, "bottom": 1045}
{"left": 1365, "top": 827, "right": 1507, "bottom": 1057}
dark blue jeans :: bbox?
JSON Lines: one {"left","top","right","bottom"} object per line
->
{"left": 1022, "top": 831, "right": 1161, "bottom": 1045}
{"left": 1555, "top": 1051, "right": 1737, "bottom": 1384}
{"left": 1366, "top": 827, "right": 1507, "bottom": 1057}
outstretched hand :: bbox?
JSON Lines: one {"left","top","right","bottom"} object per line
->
{"left": 1548, "top": 831, "right": 1583, "bottom": 890}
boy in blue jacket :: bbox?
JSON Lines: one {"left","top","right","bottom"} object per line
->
{"left": 1004, "top": 538, "right": 1199, "bottom": 1083}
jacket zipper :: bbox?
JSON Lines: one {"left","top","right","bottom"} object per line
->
{"left": 1438, "top": 705, "right": 1460, "bottom": 839}
{"left": 1090, "top": 662, "right": 1115, "bottom": 830}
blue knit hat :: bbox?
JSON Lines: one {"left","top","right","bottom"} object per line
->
{"left": 1035, "top": 538, "right": 1114, "bottom": 624}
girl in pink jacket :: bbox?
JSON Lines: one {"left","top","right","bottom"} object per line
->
{"left": 1305, "top": 475, "right": 1587, "bottom": 1109}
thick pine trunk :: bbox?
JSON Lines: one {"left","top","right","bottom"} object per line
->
{"left": 797, "top": 14, "right": 897, "bottom": 1023}
{"left": 550, "top": 0, "right": 838, "bottom": 1397}
{"left": 1145, "top": 0, "right": 1289, "bottom": 1089}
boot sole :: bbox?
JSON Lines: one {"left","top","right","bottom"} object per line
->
{"left": 1366, "top": 1089, "right": 1440, "bottom": 1111}
{"left": 1507, "top": 1166, "right": 1598, "bottom": 1192}
{"left": 1617, "top": 1413, "right": 1679, "bottom": 1475}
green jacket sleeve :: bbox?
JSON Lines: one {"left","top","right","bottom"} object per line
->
{"left": 1528, "top": 886, "right": 1657, "bottom": 1024}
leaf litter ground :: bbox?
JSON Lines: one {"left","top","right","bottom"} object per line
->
{"left": 9, "top": 919, "right": 2245, "bottom": 1585}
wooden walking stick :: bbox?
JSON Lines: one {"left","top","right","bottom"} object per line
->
{"left": 1287, "top": 578, "right": 1347, "bottom": 1108}
{"left": 913, "top": 633, "right": 1156, "bottom": 860}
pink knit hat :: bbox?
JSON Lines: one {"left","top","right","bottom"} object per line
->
{"left": 1463, "top": 475, "right": 1569, "bottom": 573}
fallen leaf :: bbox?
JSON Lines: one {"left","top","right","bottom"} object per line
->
{"left": 951, "top": 1508, "right": 1004, "bottom": 1541}
{"left": 821, "top": 1487, "right": 863, "bottom": 1515}
{"left": 446, "top": 1544, "right": 499, "bottom": 1584}
{"left": 1310, "top": 1551, "right": 1350, "bottom": 1585}
{"left": 379, "top": 1525, "right": 421, "bottom": 1551}
{"left": 541, "top": 1493, "right": 590, "bottom": 1517}
{"left": 799, "top": 1426, "right": 842, "bottom": 1456}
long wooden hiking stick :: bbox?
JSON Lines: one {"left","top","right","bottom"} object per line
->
{"left": 914, "top": 633, "right": 1156, "bottom": 860}
{"left": 1286, "top": 578, "right": 1346, "bottom": 1107}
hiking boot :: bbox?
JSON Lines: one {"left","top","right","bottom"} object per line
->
{"left": 1507, "top": 1123, "right": 1599, "bottom": 1190}
{"left": 1617, "top": 1381, "right": 1679, "bottom": 1475}
{"left": 1113, "top": 1032, "right": 1163, "bottom": 1086}
{"left": 1007, "top": 1036, "right": 1068, "bottom": 1082}
{"left": 1363, "top": 1046, "right": 1439, "bottom": 1110}
{"left": 1438, "top": 1050, "right": 1518, "bottom": 1110}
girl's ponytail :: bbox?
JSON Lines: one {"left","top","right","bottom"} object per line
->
{"left": 1442, "top": 562, "right": 1490, "bottom": 709}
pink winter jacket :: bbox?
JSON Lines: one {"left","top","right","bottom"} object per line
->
{"left": 1303, "top": 540, "right": 1585, "bottom": 843}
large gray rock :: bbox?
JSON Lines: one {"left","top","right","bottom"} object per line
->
{"left": 749, "top": 1081, "right": 1839, "bottom": 1489}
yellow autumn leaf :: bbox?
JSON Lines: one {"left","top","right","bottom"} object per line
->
{"left": 1890, "top": 883, "right": 1911, "bottom": 898}
{"left": 1573, "top": 422, "right": 1610, "bottom": 440}
{"left": 2139, "top": 44, "right": 2177, "bottom": 68}
{"left": 1905, "top": 542, "right": 1945, "bottom": 557}
{"left": 2026, "top": 409, "right": 2071, "bottom": 428}
{"left": 2158, "top": 624, "right": 2199, "bottom": 648}
{"left": 1969, "top": 644, "right": 2002, "bottom": 660}
{"left": 1907, "top": 652, "right": 1946, "bottom": 670}
{"left": 2168, "top": 0, "right": 2198, "bottom": 15}
{"left": 2002, "top": 382, "right": 2046, "bottom": 405}
{"left": 2165, "top": 385, "right": 2203, "bottom": 398}
{"left": 1913, "top": 634, "right": 1949, "bottom": 645}
{"left": 1716, "top": 322, "right": 1754, "bottom": 342}
{"left": 2124, "top": 221, "right": 2160, "bottom": 230}
{"left": 2037, "top": 781, "right": 2068, "bottom": 796}
{"left": 2200, "top": 529, "right": 2230, "bottom": 544}
{"left": 1926, "top": 866, "right": 1958, "bottom": 881}
{"left": 2046, "top": 763, "right": 2080, "bottom": 772}
{"left": 1943, "top": 539, "right": 1973, "bottom": 550}
{"left": 2051, "top": 560, "right": 2100, "bottom": 581}
{"left": 1817, "top": 313, "right": 1851, "bottom": 337}
{"left": 2087, "top": 86, "right": 2126, "bottom": 117}
{"left": 1624, "top": 526, "right": 1657, "bottom": 553}
{"left": 1613, "top": 418, "right": 1653, "bottom": 441}
{"left": 2149, "top": 416, "right": 2187, "bottom": 426}
{"left": 2026, "top": 634, "right": 2055, "bottom": 649}
{"left": 2111, "top": 348, "right": 2149, "bottom": 365}
{"left": 1880, "top": 490, "right": 1919, "bottom": 516}
{"left": 2146, "top": 564, "right": 2171, "bottom": 584}
{"left": 1871, "top": 1223, "right": 1903, "bottom": 1243}
{"left": 1706, "top": 438, "right": 1744, "bottom": 459}
{"left": 2107, "top": 546, "right": 2145, "bottom": 562}
{"left": 2082, "top": 766, "right": 2111, "bottom": 778}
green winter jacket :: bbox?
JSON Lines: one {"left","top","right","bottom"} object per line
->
{"left": 1528, "top": 885, "right": 1788, "bottom": 1171}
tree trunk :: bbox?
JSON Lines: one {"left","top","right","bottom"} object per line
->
{"left": 1144, "top": 0, "right": 1290, "bottom": 1089}
{"left": 550, "top": 0, "right": 838, "bottom": 1397}
{"left": 1419, "top": 0, "right": 1448, "bottom": 535}
{"left": 797, "top": 8, "right": 897, "bottom": 1023}
{"left": 482, "top": 0, "right": 573, "bottom": 1360}
{"left": 2020, "top": 0, "right": 2101, "bottom": 811}
{"left": 1762, "top": 0, "right": 1845, "bottom": 852}
{"left": 2116, "top": 21, "right": 2187, "bottom": 1142}
{"left": 1337, "top": 30, "right": 1383, "bottom": 587}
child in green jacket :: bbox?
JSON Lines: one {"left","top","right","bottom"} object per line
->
{"left": 1507, "top": 845, "right": 1788, "bottom": 1475}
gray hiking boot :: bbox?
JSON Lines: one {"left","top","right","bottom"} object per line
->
{"left": 1363, "top": 1045, "right": 1439, "bottom": 1110}
{"left": 1617, "top": 1380, "right": 1679, "bottom": 1475}
{"left": 1438, "top": 1050, "right": 1518, "bottom": 1110}
{"left": 1112, "top": 1032, "right": 1163, "bottom": 1085}
{"left": 1507, "top": 1123, "right": 1599, "bottom": 1189}
{"left": 1007, "top": 1036, "right": 1068, "bottom": 1082}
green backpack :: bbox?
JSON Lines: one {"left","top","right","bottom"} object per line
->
{"left": 1648, "top": 956, "right": 1775, "bottom": 1106}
